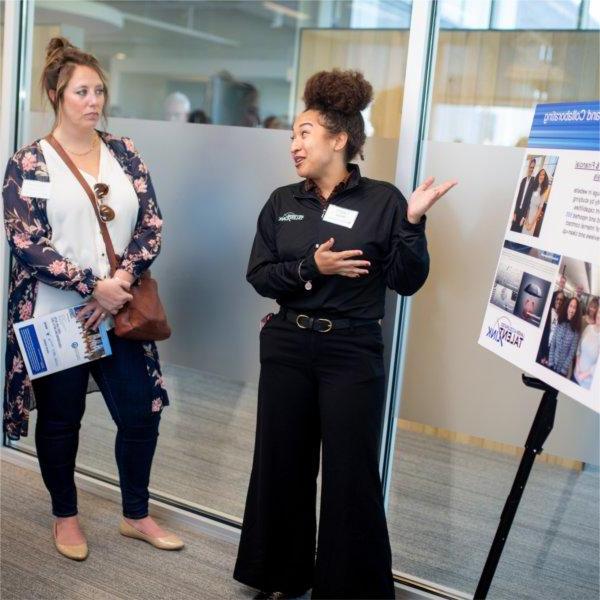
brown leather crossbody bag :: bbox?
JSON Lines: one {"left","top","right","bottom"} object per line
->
{"left": 45, "top": 134, "right": 171, "bottom": 341}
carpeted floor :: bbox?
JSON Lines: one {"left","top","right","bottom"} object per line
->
{"left": 14, "top": 363, "right": 600, "bottom": 599}
{"left": 0, "top": 461, "right": 254, "bottom": 600}
{"left": 1, "top": 460, "right": 429, "bottom": 600}
{"left": 389, "top": 429, "right": 600, "bottom": 599}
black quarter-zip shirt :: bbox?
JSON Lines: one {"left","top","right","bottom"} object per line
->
{"left": 246, "top": 164, "right": 429, "bottom": 320}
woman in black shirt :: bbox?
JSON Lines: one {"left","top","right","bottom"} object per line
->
{"left": 234, "top": 69, "right": 456, "bottom": 599}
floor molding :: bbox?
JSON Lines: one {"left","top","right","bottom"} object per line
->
{"left": 398, "top": 419, "right": 584, "bottom": 471}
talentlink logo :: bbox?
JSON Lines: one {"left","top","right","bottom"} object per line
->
{"left": 486, "top": 316, "right": 524, "bottom": 348}
{"left": 278, "top": 212, "right": 304, "bottom": 222}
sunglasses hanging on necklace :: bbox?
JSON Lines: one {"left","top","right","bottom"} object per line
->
{"left": 93, "top": 182, "right": 115, "bottom": 222}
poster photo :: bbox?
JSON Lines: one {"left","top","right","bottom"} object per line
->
{"left": 479, "top": 101, "right": 600, "bottom": 413}
{"left": 536, "top": 258, "right": 600, "bottom": 392}
{"left": 489, "top": 241, "right": 554, "bottom": 327}
{"left": 509, "top": 154, "right": 558, "bottom": 239}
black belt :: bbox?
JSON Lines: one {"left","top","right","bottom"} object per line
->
{"left": 281, "top": 309, "right": 379, "bottom": 333}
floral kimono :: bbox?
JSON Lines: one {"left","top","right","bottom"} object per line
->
{"left": 2, "top": 131, "right": 169, "bottom": 440}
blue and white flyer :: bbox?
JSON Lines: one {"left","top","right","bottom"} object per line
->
{"left": 13, "top": 304, "right": 112, "bottom": 379}
{"left": 479, "top": 101, "right": 600, "bottom": 413}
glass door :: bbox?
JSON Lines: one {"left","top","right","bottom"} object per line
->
{"left": 386, "top": 1, "right": 600, "bottom": 597}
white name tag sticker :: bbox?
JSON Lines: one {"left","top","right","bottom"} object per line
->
{"left": 322, "top": 204, "right": 359, "bottom": 229}
{"left": 21, "top": 179, "right": 51, "bottom": 199}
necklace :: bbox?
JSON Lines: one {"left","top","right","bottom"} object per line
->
{"left": 59, "top": 134, "right": 99, "bottom": 156}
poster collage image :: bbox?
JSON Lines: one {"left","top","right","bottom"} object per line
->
{"left": 479, "top": 101, "right": 599, "bottom": 404}
{"left": 489, "top": 151, "right": 600, "bottom": 395}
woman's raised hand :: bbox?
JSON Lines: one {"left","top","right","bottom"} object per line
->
{"left": 407, "top": 176, "right": 458, "bottom": 224}
{"left": 314, "top": 238, "right": 370, "bottom": 278}
{"left": 92, "top": 277, "right": 133, "bottom": 314}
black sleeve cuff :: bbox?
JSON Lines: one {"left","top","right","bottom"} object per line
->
{"left": 300, "top": 253, "right": 320, "bottom": 281}
{"left": 403, "top": 214, "right": 426, "bottom": 231}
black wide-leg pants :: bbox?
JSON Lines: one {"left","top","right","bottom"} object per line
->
{"left": 234, "top": 313, "right": 394, "bottom": 599}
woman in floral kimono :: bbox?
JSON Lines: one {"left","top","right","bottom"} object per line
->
{"left": 2, "top": 37, "right": 182, "bottom": 560}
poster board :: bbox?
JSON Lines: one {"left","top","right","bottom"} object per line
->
{"left": 479, "top": 101, "right": 600, "bottom": 412}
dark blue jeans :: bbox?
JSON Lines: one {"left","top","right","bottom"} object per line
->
{"left": 32, "top": 331, "right": 161, "bottom": 519}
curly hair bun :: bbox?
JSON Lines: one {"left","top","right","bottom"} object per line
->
{"left": 303, "top": 69, "right": 373, "bottom": 115}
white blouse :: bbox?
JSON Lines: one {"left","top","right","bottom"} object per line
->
{"left": 34, "top": 139, "right": 139, "bottom": 318}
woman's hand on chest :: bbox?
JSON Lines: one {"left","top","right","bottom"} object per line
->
{"left": 313, "top": 237, "right": 370, "bottom": 278}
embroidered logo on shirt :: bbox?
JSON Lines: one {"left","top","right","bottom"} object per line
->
{"left": 278, "top": 212, "right": 304, "bottom": 222}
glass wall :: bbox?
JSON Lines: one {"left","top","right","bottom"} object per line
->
{"left": 14, "top": 0, "right": 412, "bottom": 524}
{"left": 388, "top": 0, "right": 600, "bottom": 598}
{"left": 431, "top": 0, "right": 600, "bottom": 146}
{"left": 27, "top": 0, "right": 411, "bottom": 133}
{"left": 4, "top": 1, "right": 599, "bottom": 597}
{"left": 439, "top": 0, "right": 599, "bottom": 30}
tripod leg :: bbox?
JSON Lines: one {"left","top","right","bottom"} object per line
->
{"left": 474, "top": 387, "right": 558, "bottom": 599}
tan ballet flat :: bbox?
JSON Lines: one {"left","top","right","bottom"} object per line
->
{"left": 53, "top": 522, "right": 89, "bottom": 561}
{"left": 119, "top": 519, "right": 184, "bottom": 550}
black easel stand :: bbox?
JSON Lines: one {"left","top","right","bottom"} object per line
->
{"left": 474, "top": 374, "right": 559, "bottom": 599}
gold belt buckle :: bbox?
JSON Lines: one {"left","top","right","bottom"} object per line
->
{"left": 317, "top": 318, "right": 333, "bottom": 333}
{"left": 296, "top": 314, "right": 310, "bottom": 329}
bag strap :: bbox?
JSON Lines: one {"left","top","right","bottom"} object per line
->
{"left": 45, "top": 133, "right": 118, "bottom": 276}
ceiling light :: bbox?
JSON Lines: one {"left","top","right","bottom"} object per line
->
{"left": 263, "top": 1, "right": 309, "bottom": 21}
